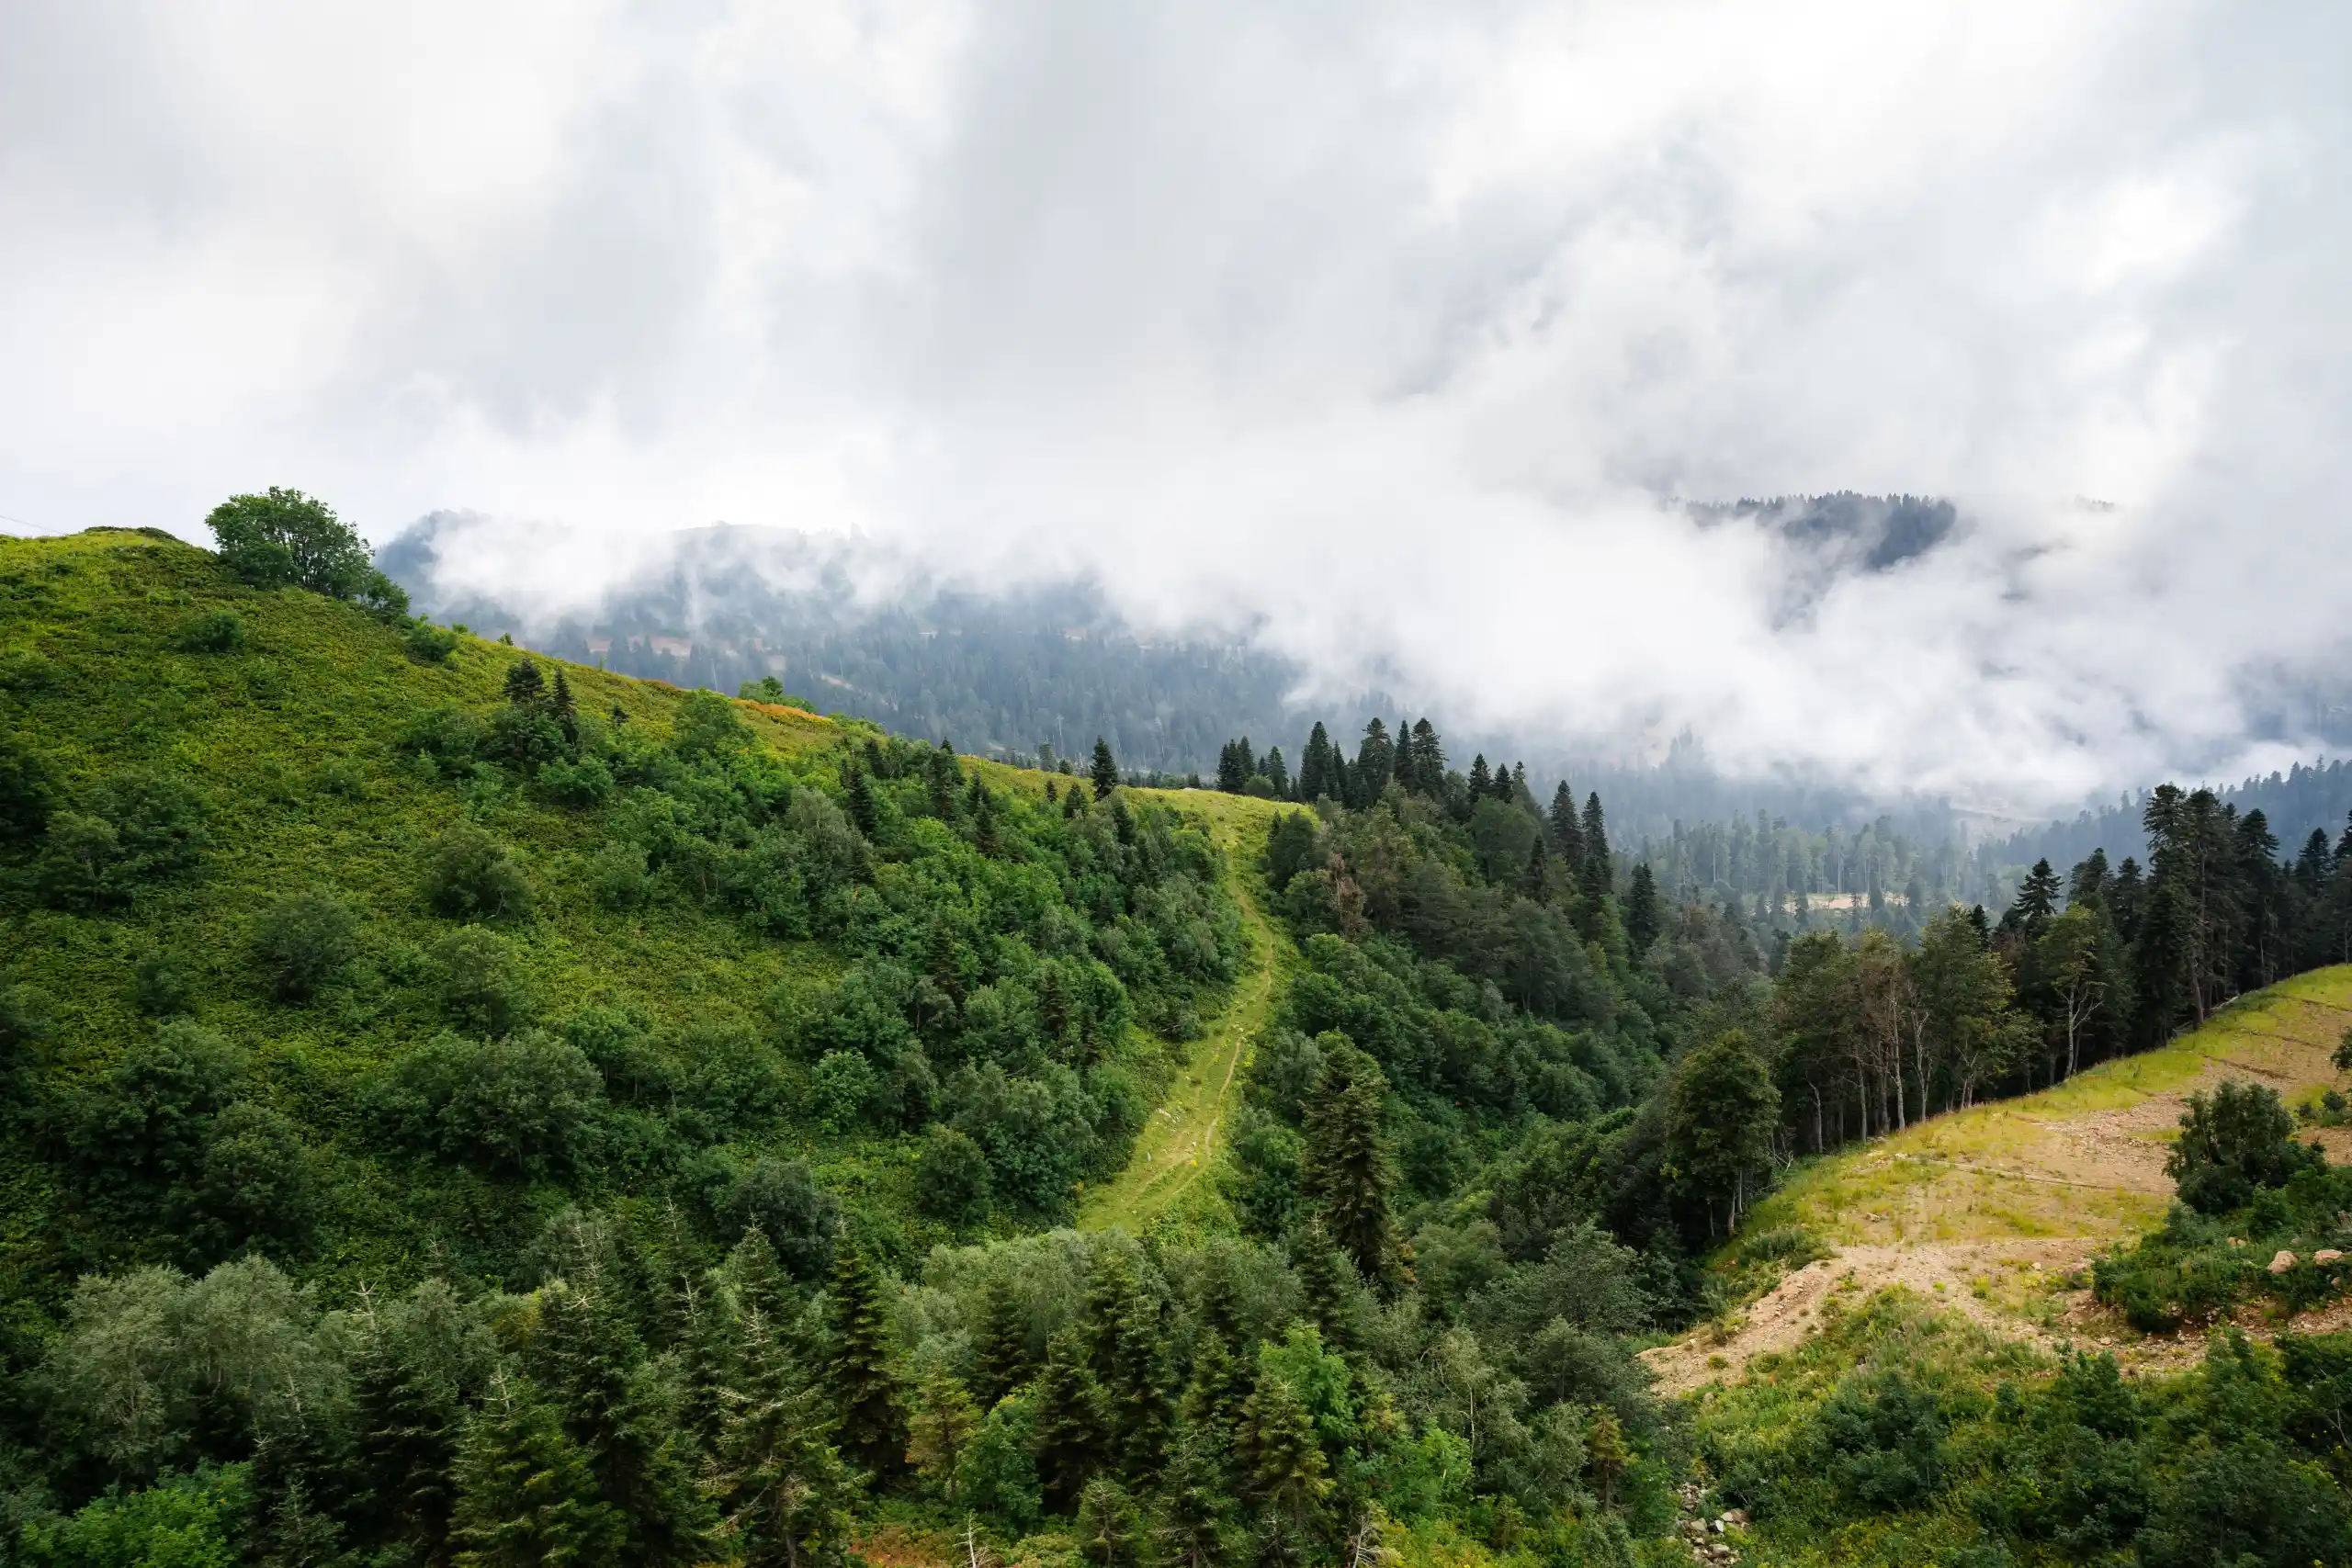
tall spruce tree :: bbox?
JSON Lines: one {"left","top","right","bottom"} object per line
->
{"left": 1234, "top": 1363, "right": 1331, "bottom": 1541}
{"left": 1549, "top": 781, "right": 1585, "bottom": 871}
{"left": 350, "top": 1296, "right": 458, "bottom": 1562}
{"left": 1467, "top": 755, "right": 1493, "bottom": 799}
{"left": 448, "top": 1372, "right": 623, "bottom": 1568}
{"left": 1579, "top": 793, "right": 1611, "bottom": 901}
{"left": 1033, "top": 1327, "right": 1111, "bottom": 1512}
{"left": 1354, "top": 719, "right": 1395, "bottom": 797}
{"left": 1625, "top": 863, "right": 1660, "bottom": 953}
{"left": 1091, "top": 738, "right": 1120, "bottom": 800}
{"left": 824, "top": 1242, "right": 903, "bottom": 1476}
{"left": 1084, "top": 1248, "right": 1170, "bottom": 1477}
{"left": 1300, "top": 1046, "right": 1408, "bottom": 1293}
{"left": 711, "top": 1307, "right": 857, "bottom": 1568}
{"left": 534, "top": 1279, "right": 707, "bottom": 1567}
{"left": 969, "top": 1271, "right": 1035, "bottom": 1409}
{"left": 1297, "top": 723, "right": 1335, "bottom": 803}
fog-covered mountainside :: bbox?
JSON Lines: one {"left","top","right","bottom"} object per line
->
{"left": 380, "top": 499, "right": 1999, "bottom": 845}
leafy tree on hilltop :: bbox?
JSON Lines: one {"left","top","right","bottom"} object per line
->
{"left": 2166, "top": 1080, "right": 2323, "bottom": 1213}
{"left": 206, "top": 487, "right": 407, "bottom": 615}
{"left": 1664, "top": 1029, "right": 1779, "bottom": 1236}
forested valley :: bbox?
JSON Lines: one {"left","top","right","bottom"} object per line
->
{"left": 7, "top": 498, "right": 2352, "bottom": 1567}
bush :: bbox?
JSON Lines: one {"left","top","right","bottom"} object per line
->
{"left": 915, "top": 1124, "right": 994, "bottom": 1227}
{"left": 813, "top": 1050, "right": 879, "bottom": 1133}
{"left": 187, "top": 1101, "right": 317, "bottom": 1262}
{"left": 37, "top": 771, "right": 208, "bottom": 909}
{"left": 313, "top": 758, "right": 366, "bottom": 798}
{"left": 19, "top": 1461, "right": 253, "bottom": 1568}
{"left": 250, "top": 891, "right": 360, "bottom": 1002}
{"left": 673, "top": 690, "right": 751, "bottom": 760}
{"left": 1818, "top": 1371, "right": 1946, "bottom": 1512}
{"left": 538, "top": 754, "right": 614, "bottom": 809}
{"left": 421, "top": 825, "right": 531, "bottom": 921}
{"left": 0, "top": 726, "right": 54, "bottom": 844}
{"left": 2168, "top": 1081, "right": 2324, "bottom": 1214}
{"left": 395, "top": 706, "right": 481, "bottom": 775}
{"left": 131, "top": 952, "right": 196, "bottom": 1016}
{"left": 170, "top": 609, "right": 246, "bottom": 654}
{"left": 432, "top": 925, "right": 530, "bottom": 1035}
{"left": 377, "top": 1030, "right": 604, "bottom": 1176}
{"left": 710, "top": 1157, "right": 842, "bottom": 1280}
{"left": 64, "top": 1021, "right": 245, "bottom": 1222}
{"left": 590, "top": 839, "right": 650, "bottom": 909}
{"left": 405, "top": 620, "right": 459, "bottom": 663}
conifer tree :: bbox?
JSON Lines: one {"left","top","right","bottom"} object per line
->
{"left": 1263, "top": 746, "right": 1290, "bottom": 800}
{"left": 1234, "top": 1364, "right": 1331, "bottom": 1540}
{"left": 1625, "top": 863, "right": 1660, "bottom": 954}
{"left": 350, "top": 1297, "right": 458, "bottom": 1562}
{"left": 711, "top": 1307, "right": 858, "bottom": 1568}
{"left": 970, "top": 1273, "right": 1034, "bottom": 1408}
{"left": 824, "top": 1241, "right": 904, "bottom": 1476}
{"left": 2011, "top": 858, "right": 2062, "bottom": 933}
{"left": 677, "top": 1273, "right": 738, "bottom": 1458}
{"left": 845, "top": 769, "right": 879, "bottom": 840}
{"left": 904, "top": 1354, "right": 982, "bottom": 1499}
{"left": 1217, "top": 740, "right": 1246, "bottom": 795}
{"left": 1064, "top": 781, "right": 1087, "bottom": 818}
{"left": 1084, "top": 1247, "right": 1170, "bottom": 1476}
{"left": 1076, "top": 1477, "right": 1144, "bottom": 1568}
{"left": 1584, "top": 1407, "right": 1627, "bottom": 1510}
{"left": 1298, "top": 723, "right": 1335, "bottom": 803}
{"left": 1579, "top": 793, "right": 1611, "bottom": 901}
{"left": 1354, "top": 719, "right": 1395, "bottom": 797}
{"left": 1154, "top": 1419, "right": 1236, "bottom": 1568}
{"left": 1549, "top": 782, "right": 1585, "bottom": 871}
{"left": 503, "top": 659, "right": 545, "bottom": 705}
{"left": 726, "top": 1225, "right": 795, "bottom": 1329}
{"left": 448, "top": 1371, "right": 624, "bottom": 1568}
{"left": 1404, "top": 720, "right": 1444, "bottom": 795}
{"left": 549, "top": 670, "right": 578, "bottom": 743}
{"left": 1286, "top": 1227, "right": 1362, "bottom": 1357}
{"left": 1091, "top": 738, "right": 1120, "bottom": 801}
{"left": 1523, "top": 836, "right": 1555, "bottom": 903}
{"left": 1467, "top": 755, "right": 1492, "bottom": 799}
{"left": 1179, "top": 1326, "right": 1252, "bottom": 1441}
{"left": 1300, "top": 1045, "right": 1408, "bottom": 1292}
{"left": 534, "top": 1279, "right": 707, "bottom": 1568}
{"left": 1032, "top": 1326, "right": 1110, "bottom": 1512}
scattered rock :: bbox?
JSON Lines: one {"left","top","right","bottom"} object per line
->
{"left": 2269, "top": 1250, "right": 2298, "bottom": 1275}
{"left": 2316, "top": 1249, "right": 2344, "bottom": 1265}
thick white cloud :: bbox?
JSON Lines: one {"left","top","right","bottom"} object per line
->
{"left": 3, "top": 0, "right": 2346, "bottom": 813}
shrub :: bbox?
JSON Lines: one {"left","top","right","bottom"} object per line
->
{"left": 377, "top": 1030, "right": 604, "bottom": 1176}
{"left": 710, "top": 1157, "right": 842, "bottom": 1280}
{"left": 405, "top": 619, "right": 459, "bottom": 663}
{"left": 38, "top": 771, "right": 208, "bottom": 909}
{"left": 538, "top": 754, "right": 614, "bottom": 809}
{"left": 432, "top": 925, "right": 530, "bottom": 1035}
{"left": 2168, "top": 1081, "right": 2324, "bottom": 1214}
{"left": 187, "top": 1101, "right": 317, "bottom": 1262}
{"left": 0, "top": 981, "right": 53, "bottom": 1066}
{"left": 813, "top": 1050, "right": 879, "bottom": 1133}
{"left": 64, "top": 1021, "right": 245, "bottom": 1220}
{"left": 0, "top": 726, "right": 54, "bottom": 844}
{"left": 131, "top": 952, "right": 196, "bottom": 1016}
{"left": 170, "top": 609, "right": 246, "bottom": 654}
{"left": 250, "top": 891, "right": 360, "bottom": 1002}
{"left": 915, "top": 1124, "right": 994, "bottom": 1227}
{"left": 395, "top": 706, "right": 481, "bottom": 775}
{"left": 590, "top": 839, "right": 650, "bottom": 909}
{"left": 19, "top": 1461, "right": 254, "bottom": 1567}
{"left": 313, "top": 758, "right": 366, "bottom": 798}
{"left": 421, "top": 825, "right": 531, "bottom": 921}
{"left": 1818, "top": 1371, "right": 1947, "bottom": 1512}
{"left": 673, "top": 690, "right": 751, "bottom": 760}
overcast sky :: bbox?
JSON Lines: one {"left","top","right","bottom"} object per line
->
{"left": 5, "top": 1, "right": 2347, "bottom": 813}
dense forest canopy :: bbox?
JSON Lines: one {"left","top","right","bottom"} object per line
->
{"left": 7, "top": 509, "right": 2352, "bottom": 1567}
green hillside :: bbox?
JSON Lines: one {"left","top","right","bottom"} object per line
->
{"left": 0, "top": 526, "right": 1242, "bottom": 1300}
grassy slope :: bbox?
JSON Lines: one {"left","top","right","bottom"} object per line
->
{"left": 0, "top": 528, "right": 1254, "bottom": 1297}
{"left": 1078, "top": 790, "right": 1298, "bottom": 1235}
{"left": 1742, "top": 965, "right": 2352, "bottom": 1249}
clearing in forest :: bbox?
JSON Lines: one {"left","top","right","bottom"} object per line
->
{"left": 1644, "top": 964, "right": 2352, "bottom": 1393}
{"left": 1080, "top": 790, "right": 1297, "bottom": 1235}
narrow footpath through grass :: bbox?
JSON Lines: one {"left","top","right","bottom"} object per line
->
{"left": 1080, "top": 790, "right": 1295, "bottom": 1235}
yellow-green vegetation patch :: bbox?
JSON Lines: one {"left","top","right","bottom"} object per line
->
{"left": 1743, "top": 964, "right": 2352, "bottom": 1248}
